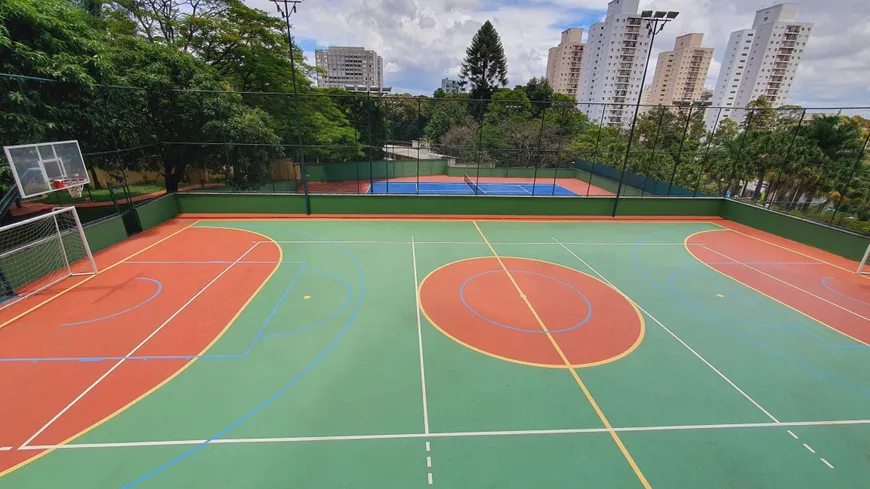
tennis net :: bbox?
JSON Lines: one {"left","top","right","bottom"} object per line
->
{"left": 464, "top": 173, "right": 481, "bottom": 195}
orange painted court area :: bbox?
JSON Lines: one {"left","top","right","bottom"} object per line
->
{"left": 0, "top": 223, "right": 278, "bottom": 473}
{"left": 688, "top": 222, "right": 870, "bottom": 346}
{"left": 419, "top": 257, "right": 643, "bottom": 367}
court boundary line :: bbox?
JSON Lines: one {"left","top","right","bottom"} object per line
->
{"left": 411, "top": 237, "right": 430, "bottom": 435}
{"left": 719, "top": 223, "right": 865, "bottom": 277}
{"left": 698, "top": 244, "right": 870, "bottom": 323}
{"left": 553, "top": 238, "right": 782, "bottom": 424}
{"left": 19, "top": 241, "right": 263, "bottom": 449}
{"left": 0, "top": 226, "right": 285, "bottom": 479}
{"left": 474, "top": 222, "right": 652, "bottom": 489}
{"left": 255, "top": 240, "right": 705, "bottom": 246}
{"left": 0, "top": 220, "right": 199, "bottom": 332}
{"left": 19, "top": 418, "right": 870, "bottom": 450}
{"left": 685, "top": 229, "right": 870, "bottom": 348}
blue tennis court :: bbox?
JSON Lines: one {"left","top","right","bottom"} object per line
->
{"left": 368, "top": 181, "right": 579, "bottom": 196}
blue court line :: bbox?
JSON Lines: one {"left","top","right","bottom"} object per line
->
{"left": 0, "top": 265, "right": 354, "bottom": 363}
{"left": 60, "top": 277, "right": 163, "bottom": 327}
{"left": 121, "top": 226, "right": 364, "bottom": 488}
{"left": 821, "top": 276, "right": 870, "bottom": 307}
{"left": 261, "top": 270, "right": 353, "bottom": 339}
{"left": 240, "top": 263, "right": 306, "bottom": 356}
{"left": 459, "top": 269, "right": 592, "bottom": 334}
{"left": 628, "top": 230, "right": 870, "bottom": 399}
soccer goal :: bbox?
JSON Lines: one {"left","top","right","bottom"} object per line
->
{"left": 858, "top": 243, "right": 870, "bottom": 275}
{"left": 0, "top": 207, "right": 97, "bottom": 310}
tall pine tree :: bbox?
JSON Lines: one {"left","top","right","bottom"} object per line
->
{"left": 460, "top": 21, "right": 508, "bottom": 104}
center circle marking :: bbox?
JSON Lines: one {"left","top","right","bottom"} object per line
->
{"left": 459, "top": 269, "right": 592, "bottom": 334}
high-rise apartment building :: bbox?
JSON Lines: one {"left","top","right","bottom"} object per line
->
{"left": 646, "top": 33, "right": 713, "bottom": 107}
{"left": 545, "top": 28, "right": 585, "bottom": 98}
{"left": 706, "top": 4, "right": 812, "bottom": 131}
{"left": 577, "top": 0, "right": 653, "bottom": 126}
{"left": 315, "top": 47, "right": 384, "bottom": 90}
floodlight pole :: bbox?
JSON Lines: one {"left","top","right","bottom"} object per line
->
{"left": 611, "top": 11, "right": 677, "bottom": 217}
{"left": 272, "top": 0, "right": 311, "bottom": 214}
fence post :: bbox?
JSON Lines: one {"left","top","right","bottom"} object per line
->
{"left": 666, "top": 105, "right": 694, "bottom": 196}
{"left": 532, "top": 107, "right": 546, "bottom": 195}
{"left": 354, "top": 93, "right": 361, "bottom": 194}
{"left": 416, "top": 97, "right": 422, "bottom": 194}
{"left": 694, "top": 107, "right": 723, "bottom": 197}
{"left": 366, "top": 95, "right": 374, "bottom": 192}
{"left": 474, "top": 101, "right": 484, "bottom": 195}
{"left": 727, "top": 108, "right": 755, "bottom": 197}
{"left": 640, "top": 108, "right": 667, "bottom": 197}
{"left": 766, "top": 109, "right": 806, "bottom": 209}
{"left": 830, "top": 129, "right": 870, "bottom": 224}
{"left": 586, "top": 103, "right": 607, "bottom": 197}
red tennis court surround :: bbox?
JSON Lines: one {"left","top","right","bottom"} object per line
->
{"left": 419, "top": 257, "right": 644, "bottom": 367}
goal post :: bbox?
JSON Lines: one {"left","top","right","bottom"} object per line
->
{"left": 0, "top": 207, "right": 97, "bottom": 310}
{"left": 858, "top": 243, "right": 870, "bottom": 275}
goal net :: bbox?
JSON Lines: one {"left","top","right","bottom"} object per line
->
{"left": 859, "top": 243, "right": 870, "bottom": 275}
{"left": 0, "top": 207, "right": 97, "bottom": 310}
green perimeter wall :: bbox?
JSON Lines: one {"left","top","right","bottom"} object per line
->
{"left": 83, "top": 214, "right": 128, "bottom": 253}
{"left": 722, "top": 199, "right": 870, "bottom": 261}
{"left": 135, "top": 194, "right": 179, "bottom": 230}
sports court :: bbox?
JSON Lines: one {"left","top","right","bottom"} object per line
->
{"left": 368, "top": 179, "right": 579, "bottom": 195}
{"left": 1, "top": 214, "right": 870, "bottom": 489}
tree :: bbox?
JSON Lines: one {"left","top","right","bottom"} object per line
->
{"left": 459, "top": 20, "right": 507, "bottom": 114}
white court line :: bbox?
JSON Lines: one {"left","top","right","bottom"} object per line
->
{"left": 425, "top": 441, "right": 430, "bottom": 451}
{"left": 803, "top": 443, "right": 816, "bottom": 454}
{"left": 255, "top": 240, "right": 699, "bottom": 246}
{"left": 699, "top": 244, "right": 870, "bottom": 323}
{"left": 428, "top": 473, "right": 433, "bottom": 484}
{"left": 820, "top": 458, "right": 834, "bottom": 469}
{"left": 411, "top": 237, "right": 430, "bottom": 435}
{"left": 18, "top": 242, "right": 261, "bottom": 449}
{"left": 0, "top": 447, "right": 11, "bottom": 451}
{"left": 553, "top": 238, "right": 781, "bottom": 424}
{"left": 427, "top": 456, "right": 432, "bottom": 468}
{"left": 21, "top": 418, "right": 870, "bottom": 450}
{"left": 787, "top": 430, "right": 799, "bottom": 439}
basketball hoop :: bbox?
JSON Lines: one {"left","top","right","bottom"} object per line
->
{"left": 53, "top": 179, "right": 87, "bottom": 199}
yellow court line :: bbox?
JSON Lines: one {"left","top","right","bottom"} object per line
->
{"left": 473, "top": 221, "right": 652, "bottom": 489}
{"left": 0, "top": 220, "right": 199, "bottom": 332}
{"left": 0, "top": 225, "right": 284, "bottom": 478}
{"left": 418, "top": 256, "right": 645, "bottom": 369}
{"left": 683, "top": 229, "right": 870, "bottom": 348}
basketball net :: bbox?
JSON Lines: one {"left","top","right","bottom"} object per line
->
{"left": 52, "top": 179, "right": 87, "bottom": 199}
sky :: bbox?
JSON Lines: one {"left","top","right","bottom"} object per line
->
{"left": 250, "top": 0, "right": 870, "bottom": 108}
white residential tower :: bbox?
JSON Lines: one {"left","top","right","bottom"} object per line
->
{"left": 706, "top": 4, "right": 812, "bottom": 131}
{"left": 545, "top": 28, "right": 585, "bottom": 98}
{"left": 647, "top": 33, "right": 714, "bottom": 107}
{"left": 577, "top": 0, "right": 653, "bottom": 126}
{"left": 315, "top": 46, "right": 384, "bottom": 91}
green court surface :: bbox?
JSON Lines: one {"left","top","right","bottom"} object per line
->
{"left": 3, "top": 219, "right": 870, "bottom": 488}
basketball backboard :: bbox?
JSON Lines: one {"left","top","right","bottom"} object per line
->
{"left": 2, "top": 140, "right": 90, "bottom": 198}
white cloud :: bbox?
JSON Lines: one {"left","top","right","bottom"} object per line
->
{"left": 262, "top": 0, "right": 870, "bottom": 107}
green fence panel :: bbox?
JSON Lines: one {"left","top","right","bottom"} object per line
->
{"left": 309, "top": 195, "right": 615, "bottom": 215}
{"left": 722, "top": 200, "right": 870, "bottom": 261}
{"left": 618, "top": 198, "right": 724, "bottom": 216}
{"left": 176, "top": 193, "right": 307, "bottom": 215}
{"left": 83, "top": 213, "right": 129, "bottom": 253}
{"left": 135, "top": 194, "right": 179, "bottom": 230}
